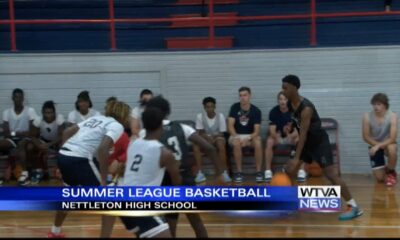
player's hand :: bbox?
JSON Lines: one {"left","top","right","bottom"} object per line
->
{"left": 39, "top": 143, "right": 49, "bottom": 150}
{"left": 369, "top": 145, "right": 380, "bottom": 156}
{"left": 241, "top": 137, "right": 251, "bottom": 147}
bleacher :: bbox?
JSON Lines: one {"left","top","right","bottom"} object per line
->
{"left": 1, "top": 0, "right": 400, "bottom": 51}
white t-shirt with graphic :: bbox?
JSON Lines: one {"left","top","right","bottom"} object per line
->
{"left": 61, "top": 116, "right": 124, "bottom": 159}
{"left": 33, "top": 114, "right": 65, "bottom": 141}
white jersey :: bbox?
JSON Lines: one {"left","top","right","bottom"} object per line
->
{"left": 67, "top": 109, "right": 101, "bottom": 124}
{"left": 2, "top": 106, "right": 37, "bottom": 132}
{"left": 61, "top": 116, "right": 124, "bottom": 159}
{"left": 122, "top": 139, "right": 165, "bottom": 186}
{"left": 33, "top": 114, "right": 65, "bottom": 142}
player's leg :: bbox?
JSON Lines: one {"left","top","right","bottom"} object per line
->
{"left": 17, "top": 138, "right": 30, "bottom": 186}
{"left": 165, "top": 214, "right": 178, "bottom": 237}
{"left": 251, "top": 136, "right": 263, "bottom": 182}
{"left": 370, "top": 148, "right": 386, "bottom": 183}
{"left": 186, "top": 213, "right": 208, "bottom": 238}
{"left": 385, "top": 143, "right": 397, "bottom": 186}
{"left": 264, "top": 136, "right": 277, "bottom": 182}
{"left": 193, "top": 143, "right": 206, "bottom": 183}
{"left": 229, "top": 136, "right": 243, "bottom": 183}
{"left": 318, "top": 140, "right": 363, "bottom": 221}
{"left": 215, "top": 136, "right": 231, "bottom": 182}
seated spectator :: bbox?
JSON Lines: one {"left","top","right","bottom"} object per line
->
{"left": 228, "top": 87, "right": 263, "bottom": 183}
{"left": 30, "top": 101, "right": 65, "bottom": 184}
{"left": 67, "top": 90, "right": 101, "bottom": 125}
{"left": 130, "top": 89, "right": 153, "bottom": 139}
{"left": 104, "top": 97, "right": 130, "bottom": 185}
{"left": 193, "top": 97, "right": 231, "bottom": 183}
{"left": 264, "top": 92, "right": 305, "bottom": 182}
{"left": 362, "top": 93, "right": 397, "bottom": 186}
{"left": 0, "top": 88, "right": 38, "bottom": 186}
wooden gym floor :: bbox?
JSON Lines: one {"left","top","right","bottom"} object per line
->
{"left": 0, "top": 174, "right": 399, "bottom": 238}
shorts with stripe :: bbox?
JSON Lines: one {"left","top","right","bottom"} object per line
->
{"left": 120, "top": 216, "right": 169, "bottom": 238}
{"left": 369, "top": 148, "right": 386, "bottom": 170}
{"left": 57, "top": 151, "right": 100, "bottom": 186}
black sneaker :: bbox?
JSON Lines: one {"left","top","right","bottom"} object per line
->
{"left": 234, "top": 172, "right": 243, "bottom": 183}
{"left": 255, "top": 172, "right": 264, "bottom": 183}
{"left": 31, "top": 170, "right": 43, "bottom": 185}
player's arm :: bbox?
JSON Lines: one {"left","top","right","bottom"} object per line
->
{"left": 250, "top": 124, "right": 261, "bottom": 140}
{"left": 293, "top": 107, "right": 313, "bottom": 161}
{"left": 61, "top": 124, "right": 79, "bottom": 146}
{"left": 362, "top": 112, "right": 380, "bottom": 146}
{"left": 376, "top": 113, "right": 398, "bottom": 149}
{"left": 129, "top": 117, "right": 141, "bottom": 139}
{"left": 228, "top": 117, "right": 237, "bottom": 137}
{"left": 3, "top": 121, "right": 11, "bottom": 138}
{"left": 30, "top": 125, "right": 45, "bottom": 149}
{"left": 160, "top": 147, "right": 182, "bottom": 186}
{"left": 97, "top": 136, "right": 115, "bottom": 186}
{"left": 189, "top": 133, "right": 223, "bottom": 175}
{"left": 268, "top": 124, "right": 278, "bottom": 139}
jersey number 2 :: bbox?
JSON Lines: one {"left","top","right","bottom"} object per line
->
{"left": 130, "top": 154, "right": 143, "bottom": 172}
{"left": 167, "top": 136, "right": 182, "bottom": 161}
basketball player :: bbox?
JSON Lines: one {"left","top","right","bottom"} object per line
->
{"left": 30, "top": 100, "right": 65, "bottom": 184}
{"left": 146, "top": 96, "right": 225, "bottom": 238}
{"left": 362, "top": 93, "right": 397, "bottom": 186}
{"left": 113, "top": 107, "right": 181, "bottom": 238}
{"left": 0, "top": 88, "right": 38, "bottom": 186}
{"left": 281, "top": 74, "right": 363, "bottom": 221}
{"left": 47, "top": 100, "right": 131, "bottom": 238}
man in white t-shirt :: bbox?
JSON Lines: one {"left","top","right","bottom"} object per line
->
{"left": 47, "top": 100, "right": 131, "bottom": 238}
{"left": 193, "top": 97, "right": 231, "bottom": 183}
{"left": 130, "top": 89, "right": 153, "bottom": 139}
{"left": 67, "top": 90, "right": 101, "bottom": 125}
{"left": 30, "top": 101, "right": 65, "bottom": 184}
{"left": 0, "top": 88, "right": 38, "bottom": 186}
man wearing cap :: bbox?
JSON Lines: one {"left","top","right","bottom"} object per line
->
{"left": 281, "top": 74, "right": 363, "bottom": 221}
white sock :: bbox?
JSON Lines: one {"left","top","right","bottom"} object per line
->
{"left": 347, "top": 199, "right": 357, "bottom": 207}
{"left": 51, "top": 225, "right": 61, "bottom": 234}
{"left": 21, "top": 171, "right": 29, "bottom": 176}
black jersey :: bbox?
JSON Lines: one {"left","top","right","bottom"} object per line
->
{"left": 159, "top": 121, "right": 192, "bottom": 173}
{"left": 288, "top": 98, "right": 326, "bottom": 145}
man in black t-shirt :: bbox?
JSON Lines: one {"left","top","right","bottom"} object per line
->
{"left": 228, "top": 87, "right": 263, "bottom": 183}
{"left": 264, "top": 91, "right": 305, "bottom": 182}
{"left": 282, "top": 74, "right": 362, "bottom": 221}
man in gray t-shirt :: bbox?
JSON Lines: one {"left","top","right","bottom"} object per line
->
{"left": 362, "top": 93, "right": 398, "bottom": 186}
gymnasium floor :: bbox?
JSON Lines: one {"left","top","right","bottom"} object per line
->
{"left": 0, "top": 174, "right": 399, "bottom": 238}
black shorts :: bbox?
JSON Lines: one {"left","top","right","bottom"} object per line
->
{"left": 57, "top": 152, "right": 100, "bottom": 186}
{"left": 301, "top": 132, "right": 334, "bottom": 169}
{"left": 120, "top": 216, "right": 169, "bottom": 238}
{"left": 369, "top": 148, "right": 386, "bottom": 170}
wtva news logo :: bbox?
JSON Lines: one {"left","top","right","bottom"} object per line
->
{"left": 298, "top": 186, "right": 341, "bottom": 212}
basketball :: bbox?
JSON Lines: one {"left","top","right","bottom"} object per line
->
{"left": 270, "top": 172, "right": 292, "bottom": 186}
{"left": 305, "top": 161, "right": 323, "bottom": 177}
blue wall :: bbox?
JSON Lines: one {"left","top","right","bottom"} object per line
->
{"left": 1, "top": 0, "right": 400, "bottom": 51}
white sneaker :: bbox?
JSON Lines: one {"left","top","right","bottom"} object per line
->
{"left": 297, "top": 169, "right": 306, "bottom": 182}
{"left": 222, "top": 170, "right": 232, "bottom": 183}
{"left": 264, "top": 170, "right": 273, "bottom": 182}
{"left": 18, "top": 171, "right": 30, "bottom": 186}
{"left": 195, "top": 171, "right": 206, "bottom": 183}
